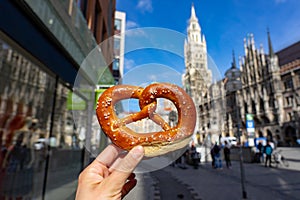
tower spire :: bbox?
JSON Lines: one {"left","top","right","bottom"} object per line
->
{"left": 267, "top": 27, "right": 275, "bottom": 56}
{"left": 190, "top": 3, "right": 197, "bottom": 22}
{"left": 232, "top": 50, "right": 237, "bottom": 69}
{"left": 190, "top": 3, "right": 198, "bottom": 23}
{"left": 187, "top": 4, "right": 202, "bottom": 43}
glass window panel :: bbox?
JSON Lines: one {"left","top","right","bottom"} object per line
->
{"left": 113, "top": 59, "right": 120, "bottom": 71}
{"left": 114, "top": 19, "right": 121, "bottom": 34}
{"left": 45, "top": 84, "right": 86, "bottom": 200}
{"left": 0, "top": 37, "right": 56, "bottom": 199}
{"left": 0, "top": 36, "right": 91, "bottom": 200}
{"left": 114, "top": 38, "right": 120, "bottom": 56}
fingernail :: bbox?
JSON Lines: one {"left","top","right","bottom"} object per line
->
{"left": 131, "top": 146, "right": 144, "bottom": 160}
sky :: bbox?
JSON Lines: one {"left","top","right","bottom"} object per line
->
{"left": 116, "top": 0, "right": 300, "bottom": 81}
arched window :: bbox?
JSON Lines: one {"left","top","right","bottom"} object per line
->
{"left": 252, "top": 100, "right": 256, "bottom": 114}
{"left": 260, "top": 98, "right": 264, "bottom": 112}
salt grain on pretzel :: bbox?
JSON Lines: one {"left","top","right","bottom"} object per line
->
{"left": 96, "top": 82, "right": 196, "bottom": 157}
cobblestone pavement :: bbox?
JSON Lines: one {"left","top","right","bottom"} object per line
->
{"left": 126, "top": 147, "right": 300, "bottom": 200}
{"left": 163, "top": 147, "right": 300, "bottom": 200}
{"left": 41, "top": 147, "right": 300, "bottom": 200}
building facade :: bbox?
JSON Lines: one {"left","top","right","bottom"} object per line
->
{"left": 113, "top": 11, "right": 126, "bottom": 84}
{"left": 231, "top": 32, "right": 284, "bottom": 145}
{"left": 225, "top": 32, "right": 300, "bottom": 146}
{"left": 0, "top": 0, "right": 116, "bottom": 199}
{"left": 277, "top": 41, "right": 300, "bottom": 146}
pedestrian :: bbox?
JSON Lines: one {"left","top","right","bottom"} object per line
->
{"left": 257, "top": 141, "right": 264, "bottom": 163}
{"left": 213, "top": 143, "right": 222, "bottom": 169}
{"left": 190, "top": 143, "right": 199, "bottom": 169}
{"left": 264, "top": 140, "right": 273, "bottom": 167}
{"left": 76, "top": 144, "right": 144, "bottom": 199}
{"left": 210, "top": 143, "right": 215, "bottom": 168}
{"left": 223, "top": 141, "right": 231, "bottom": 168}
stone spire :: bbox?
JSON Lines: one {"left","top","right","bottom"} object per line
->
{"left": 232, "top": 50, "right": 237, "bottom": 69}
{"left": 267, "top": 28, "right": 275, "bottom": 56}
{"left": 187, "top": 4, "right": 202, "bottom": 43}
{"left": 190, "top": 3, "right": 198, "bottom": 22}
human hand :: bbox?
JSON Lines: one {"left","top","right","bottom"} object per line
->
{"left": 75, "top": 144, "right": 144, "bottom": 200}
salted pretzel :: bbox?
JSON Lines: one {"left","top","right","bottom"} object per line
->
{"left": 96, "top": 83, "right": 196, "bottom": 157}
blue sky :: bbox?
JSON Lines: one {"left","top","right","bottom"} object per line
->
{"left": 116, "top": 0, "right": 300, "bottom": 80}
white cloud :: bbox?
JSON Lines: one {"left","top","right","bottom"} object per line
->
{"left": 125, "top": 28, "right": 148, "bottom": 38}
{"left": 136, "top": 0, "right": 153, "bottom": 13}
{"left": 126, "top": 20, "right": 139, "bottom": 29}
{"left": 124, "top": 58, "right": 136, "bottom": 70}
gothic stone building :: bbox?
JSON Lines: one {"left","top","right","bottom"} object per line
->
{"left": 228, "top": 32, "right": 300, "bottom": 146}
{"left": 277, "top": 41, "right": 300, "bottom": 146}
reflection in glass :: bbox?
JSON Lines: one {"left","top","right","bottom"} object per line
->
{"left": 0, "top": 37, "right": 86, "bottom": 199}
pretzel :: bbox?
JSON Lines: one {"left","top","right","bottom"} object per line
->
{"left": 96, "top": 83, "right": 196, "bottom": 157}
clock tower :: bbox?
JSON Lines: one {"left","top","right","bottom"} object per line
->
{"left": 183, "top": 4, "right": 212, "bottom": 140}
{"left": 183, "top": 4, "right": 212, "bottom": 105}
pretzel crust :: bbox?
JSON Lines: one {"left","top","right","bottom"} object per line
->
{"left": 96, "top": 83, "right": 196, "bottom": 157}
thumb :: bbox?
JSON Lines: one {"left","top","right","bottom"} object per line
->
{"left": 108, "top": 146, "right": 144, "bottom": 185}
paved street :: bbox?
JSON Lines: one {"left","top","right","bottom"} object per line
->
{"left": 40, "top": 147, "right": 300, "bottom": 200}
{"left": 125, "top": 147, "right": 300, "bottom": 200}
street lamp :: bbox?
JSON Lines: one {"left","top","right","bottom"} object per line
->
{"left": 225, "top": 52, "right": 247, "bottom": 199}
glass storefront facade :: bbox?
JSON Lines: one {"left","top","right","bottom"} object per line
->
{"left": 0, "top": 36, "right": 88, "bottom": 199}
{"left": 0, "top": 0, "right": 116, "bottom": 199}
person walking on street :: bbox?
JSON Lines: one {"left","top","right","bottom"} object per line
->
{"left": 264, "top": 140, "right": 273, "bottom": 167}
{"left": 213, "top": 143, "right": 222, "bottom": 169}
{"left": 190, "top": 143, "right": 200, "bottom": 169}
{"left": 223, "top": 141, "right": 231, "bottom": 169}
{"left": 257, "top": 141, "right": 264, "bottom": 163}
{"left": 210, "top": 143, "right": 215, "bottom": 168}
